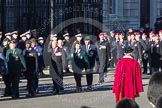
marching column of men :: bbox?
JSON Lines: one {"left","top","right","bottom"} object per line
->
{"left": 1, "top": 28, "right": 162, "bottom": 98}
{"left": 0, "top": 30, "right": 45, "bottom": 98}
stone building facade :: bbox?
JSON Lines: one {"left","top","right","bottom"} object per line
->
{"left": 103, "top": 0, "right": 162, "bottom": 31}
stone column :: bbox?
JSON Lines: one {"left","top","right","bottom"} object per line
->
{"left": 51, "top": 0, "right": 54, "bottom": 30}
{"left": 116, "top": 0, "right": 123, "bottom": 17}
{"left": 102, "top": 0, "right": 109, "bottom": 32}
{"left": 150, "top": 0, "right": 156, "bottom": 28}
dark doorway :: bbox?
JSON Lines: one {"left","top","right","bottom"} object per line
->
{"left": 140, "top": 0, "right": 150, "bottom": 27}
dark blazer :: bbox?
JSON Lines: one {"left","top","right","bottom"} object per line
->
{"left": 116, "top": 40, "right": 127, "bottom": 60}
{"left": 130, "top": 40, "right": 142, "bottom": 60}
{"left": 67, "top": 49, "right": 89, "bottom": 74}
{"left": 95, "top": 40, "right": 111, "bottom": 73}
{"left": 82, "top": 44, "right": 98, "bottom": 68}
{"left": 6, "top": 48, "right": 26, "bottom": 72}
{"left": 23, "top": 48, "right": 38, "bottom": 74}
{"left": 48, "top": 42, "right": 65, "bottom": 80}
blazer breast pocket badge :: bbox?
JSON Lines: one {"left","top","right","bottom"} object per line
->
{"left": 55, "top": 52, "right": 62, "bottom": 56}
{"left": 99, "top": 45, "right": 106, "bottom": 49}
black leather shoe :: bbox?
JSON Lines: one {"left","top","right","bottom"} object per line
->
{"left": 26, "top": 93, "right": 36, "bottom": 97}
{"left": 147, "top": 73, "right": 152, "bottom": 75}
{"left": 75, "top": 87, "right": 82, "bottom": 93}
{"left": 143, "top": 72, "right": 147, "bottom": 74}
{"left": 98, "top": 80, "right": 104, "bottom": 84}
{"left": 12, "top": 95, "right": 19, "bottom": 99}
{"left": 3, "top": 93, "right": 10, "bottom": 97}
{"left": 52, "top": 90, "right": 59, "bottom": 95}
{"left": 87, "top": 86, "right": 92, "bottom": 91}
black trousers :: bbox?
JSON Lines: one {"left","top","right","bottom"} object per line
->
{"left": 9, "top": 72, "right": 21, "bottom": 97}
{"left": 160, "top": 60, "right": 162, "bottom": 70}
{"left": 99, "top": 72, "right": 104, "bottom": 82}
{"left": 27, "top": 73, "right": 37, "bottom": 94}
{"left": 3, "top": 74, "right": 11, "bottom": 95}
{"left": 34, "top": 76, "right": 39, "bottom": 93}
{"left": 99, "top": 62, "right": 108, "bottom": 82}
{"left": 151, "top": 67, "right": 159, "bottom": 73}
{"left": 86, "top": 73, "right": 93, "bottom": 86}
{"left": 110, "top": 55, "right": 117, "bottom": 68}
{"left": 52, "top": 78, "right": 63, "bottom": 92}
{"left": 74, "top": 73, "right": 82, "bottom": 87}
{"left": 142, "top": 58, "right": 148, "bottom": 73}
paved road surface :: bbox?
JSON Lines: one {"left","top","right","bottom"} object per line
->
{"left": 0, "top": 69, "right": 153, "bottom": 108}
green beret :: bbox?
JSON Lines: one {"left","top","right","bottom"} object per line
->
{"left": 25, "top": 40, "right": 31, "bottom": 44}
{"left": 3, "top": 38, "right": 9, "bottom": 42}
{"left": 30, "top": 38, "right": 36, "bottom": 42}
{"left": 74, "top": 40, "right": 81, "bottom": 45}
{"left": 84, "top": 36, "right": 91, "bottom": 40}
{"left": 10, "top": 40, "right": 17, "bottom": 44}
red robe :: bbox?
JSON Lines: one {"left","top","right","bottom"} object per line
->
{"left": 113, "top": 57, "right": 144, "bottom": 103}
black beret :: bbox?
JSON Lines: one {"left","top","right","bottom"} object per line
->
{"left": 124, "top": 46, "right": 133, "bottom": 53}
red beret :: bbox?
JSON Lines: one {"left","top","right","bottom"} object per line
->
{"left": 153, "top": 34, "right": 159, "bottom": 37}
{"left": 99, "top": 32, "right": 106, "bottom": 36}
{"left": 159, "top": 30, "right": 162, "bottom": 33}
{"left": 155, "top": 34, "right": 159, "bottom": 37}
{"left": 134, "top": 32, "right": 140, "bottom": 35}
{"left": 115, "top": 33, "right": 119, "bottom": 35}
{"left": 149, "top": 31, "right": 154, "bottom": 34}
{"left": 142, "top": 33, "right": 146, "bottom": 35}
{"left": 127, "top": 34, "right": 131, "bottom": 37}
{"left": 103, "top": 32, "right": 107, "bottom": 35}
{"left": 119, "top": 32, "right": 124, "bottom": 35}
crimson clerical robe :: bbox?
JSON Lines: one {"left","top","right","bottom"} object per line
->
{"left": 113, "top": 57, "right": 144, "bottom": 103}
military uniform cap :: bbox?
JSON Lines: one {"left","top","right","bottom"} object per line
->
{"left": 128, "top": 28, "right": 133, "bottom": 30}
{"left": 38, "top": 37, "right": 44, "bottom": 40}
{"left": 75, "top": 33, "right": 82, "bottom": 37}
{"left": 20, "top": 33, "right": 26, "bottom": 37}
{"left": 63, "top": 33, "right": 70, "bottom": 37}
{"left": 32, "top": 29, "right": 37, "bottom": 32}
{"left": 11, "top": 31, "right": 18, "bottom": 35}
{"left": 51, "top": 34, "right": 57, "bottom": 37}
{"left": 5, "top": 33, "right": 11, "bottom": 36}
{"left": 26, "top": 30, "right": 31, "bottom": 34}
